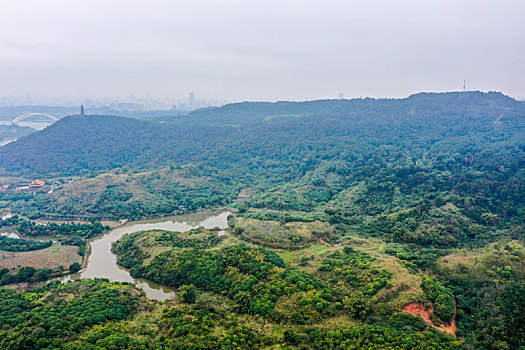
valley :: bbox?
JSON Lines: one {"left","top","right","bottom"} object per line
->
{"left": 0, "top": 92, "right": 523, "bottom": 349}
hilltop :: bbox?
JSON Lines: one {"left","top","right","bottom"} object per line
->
{"left": 0, "top": 91, "right": 523, "bottom": 178}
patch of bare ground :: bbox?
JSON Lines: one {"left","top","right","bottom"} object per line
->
{"left": 403, "top": 302, "right": 457, "bottom": 336}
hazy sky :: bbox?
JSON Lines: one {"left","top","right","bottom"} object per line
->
{"left": 1, "top": 0, "right": 524, "bottom": 102}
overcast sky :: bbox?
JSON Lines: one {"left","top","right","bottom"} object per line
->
{"left": 1, "top": 0, "right": 524, "bottom": 102}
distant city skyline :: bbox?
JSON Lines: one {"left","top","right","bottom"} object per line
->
{"left": 1, "top": 88, "right": 524, "bottom": 111}
{"left": 0, "top": 92, "right": 229, "bottom": 111}
{"left": 1, "top": 1, "right": 524, "bottom": 102}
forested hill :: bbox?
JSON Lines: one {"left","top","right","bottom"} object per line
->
{"left": 174, "top": 90, "right": 522, "bottom": 126}
{"left": 0, "top": 115, "right": 161, "bottom": 176}
{"left": 0, "top": 91, "right": 523, "bottom": 180}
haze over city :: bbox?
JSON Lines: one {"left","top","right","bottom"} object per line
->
{"left": 1, "top": 0, "right": 525, "bottom": 105}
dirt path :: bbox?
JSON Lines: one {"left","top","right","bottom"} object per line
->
{"left": 402, "top": 302, "right": 457, "bottom": 336}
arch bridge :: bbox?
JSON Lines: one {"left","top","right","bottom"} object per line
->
{"left": 12, "top": 112, "right": 58, "bottom": 124}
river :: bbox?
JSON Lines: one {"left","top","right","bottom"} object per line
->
{"left": 1, "top": 121, "right": 54, "bottom": 147}
{"left": 62, "top": 210, "right": 231, "bottom": 301}
{"left": 0, "top": 139, "right": 16, "bottom": 147}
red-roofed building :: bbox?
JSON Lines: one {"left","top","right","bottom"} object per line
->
{"left": 29, "top": 180, "right": 45, "bottom": 188}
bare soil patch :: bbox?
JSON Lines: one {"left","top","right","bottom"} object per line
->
{"left": 403, "top": 302, "right": 457, "bottom": 335}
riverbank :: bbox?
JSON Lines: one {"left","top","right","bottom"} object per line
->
{"left": 5, "top": 205, "right": 231, "bottom": 227}
{"left": 61, "top": 210, "right": 231, "bottom": 300}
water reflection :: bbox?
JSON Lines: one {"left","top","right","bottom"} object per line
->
{"left": 64, "top": 211, "right": 230, "bottom": 301}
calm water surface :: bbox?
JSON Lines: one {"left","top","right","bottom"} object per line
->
{"left": 0, "top": 139, "right": 16, "bottom": 147}
{"left": 64, "top": 211, "right": 230, "bottom": 301}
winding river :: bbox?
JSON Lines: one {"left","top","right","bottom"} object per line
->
{"left": 63, "top": 211, "right": 230, "bottom": 301}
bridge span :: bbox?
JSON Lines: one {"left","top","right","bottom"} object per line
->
{"left": 11, "top": 112, "right": 58, "bottom": 124}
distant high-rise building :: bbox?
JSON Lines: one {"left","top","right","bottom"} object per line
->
{"left": 80, "top": 105, "right": 85, "bottom": 115}
{"left": 189, "top": 92, "right": 195, "bottom": 110}
{"left": 339, "top": 92, "right": 344, "bottom": 100}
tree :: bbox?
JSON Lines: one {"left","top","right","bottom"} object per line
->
{"left": 16, "top": 267, "right": 36, "bottom": 282}
{"left": 35, "top": 268, "right": 53, "bottom": 282}
{"left": 69, "top": 262, "right": 82, "bottom": 273}
{"left": 179, "top": 284, "right": 198, "bottom": 304}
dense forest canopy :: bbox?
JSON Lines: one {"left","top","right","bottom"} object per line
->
{"left": 1, "top": 91, "right": 523, "bottom": 178}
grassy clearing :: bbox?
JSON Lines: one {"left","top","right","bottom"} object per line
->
{"left": 277, "top": 244, "right": 331, "bottom": 274}
{"left": 277, "top": 233, "right": 425, "bottom": 314}
{"left": 371, "top": 253, "right": 425, "bottom": 313}
{"left": 313, "top": 315, "right": 361, "bottom": 330}
{"left": 235, "top": 217, "right": 334, "bottom": 248}
{"left": 339, "top": 236, "right": 426, "bottom": 311}
{"left": 0, "top": 242, "right": 80, "bottom": 271}
{"left": 437, "top": 240, "right": 525, "bottom": 282}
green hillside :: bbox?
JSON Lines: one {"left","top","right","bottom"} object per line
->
{"left": 1, "top": 92, "right": 523, "bottom": 231}
{"left": 1, "top": 91, "right": 524, "bottom": 349}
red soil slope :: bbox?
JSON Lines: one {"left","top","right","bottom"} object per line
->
{"left": 402, "top": 302, "right": 457, "bottom": 336}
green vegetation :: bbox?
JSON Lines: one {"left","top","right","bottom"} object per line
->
{"left": 114, "top": 238, "right": 341, "bottom": 324}
{"left": 108, "top": 228, "right": 462, "bottom": 349}
{"left": 0, "top": 273, "right": 461, "bottom": 350}
{"left": 69, "top": 262, "right": 82, "bottom": 273}
{"left": 421, "top": 277, "right": 455, "bottom": 323}
{"left": 450, "top": 280, "right": 525, "bottom": 349}
{"left": 0, "top": 280, "right": 142, "bottom": 350}
{"left": 0, "top": 216, "right": 106, "bottom": 285}
{"left": 434, "top": 242, "right": 525, "bottom": 348}
{"left": 0, "top": 235, "right": 52, "bottom": 252}
{"left": 0, "top": 265, "right": 60, "bottom": 285}
{"left": 384, "top": 243, "right": 445, "bottom": 270}
{"left": 319, "top": 247, "right": 392, "bottom": 297}
{"left": 0, "top": 92, "right": 523, "bottom": 349}
{"left": 230, "top": 216, "right": 333, "bottom": 249}
{"left": 178, "top": 284, "right": 198, "bottom": 304}
{"left": 153, "top": 228, "right": 223, "bottom": 249}
{"left": 155, "top": 307, "right": 459, "bottom": 349}
{"left": 0, "top": 92, "right": 522, "bottom": 231}
{"left": 437, "top": 241, "right": 525, "bottom": 282}
{"left": 294, "top": 325, "right": 459, "bottom": 349}
{"left": 0, "top": 216, "right": 109, "bottom": 239}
